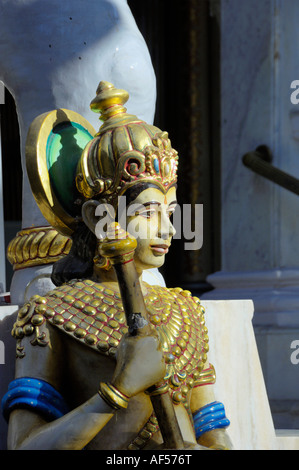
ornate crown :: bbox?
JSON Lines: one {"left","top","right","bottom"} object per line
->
{"left": 76, "top": 81, "right": 179, "bottom": 205}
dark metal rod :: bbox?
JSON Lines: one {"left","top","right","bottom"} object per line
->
{"left": 242, "top": 149, "right": 299, "bottom": 196}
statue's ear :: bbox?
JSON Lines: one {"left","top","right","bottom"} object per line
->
{"left": 82, "top": 200, "right": 100, "bottom": 234}
{"left": 82, "top": 200, "right": 115, "bottom": 238}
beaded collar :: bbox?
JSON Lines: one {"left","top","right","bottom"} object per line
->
{"left": 12, "top": 279, "right": 213, "bottom": 407}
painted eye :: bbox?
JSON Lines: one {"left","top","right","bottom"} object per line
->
{"left": 144, "top": 210, "right": 156, "bottom": 218}
{"left": 167, "top": 207, "right": 176, "bottom": 218}
{"left": 135, "top": 209, "right": 155, "bottom": 218}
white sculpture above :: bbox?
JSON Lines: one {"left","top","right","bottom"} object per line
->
{"left": 0, "top": 0, "right": 157, "bottom": 304}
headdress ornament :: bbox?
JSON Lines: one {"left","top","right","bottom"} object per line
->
{"left": 76, "top": 81, "right": 179, "bottom": 206}
{"left": 25, "top": 81, "right": 178, "bottom": 237}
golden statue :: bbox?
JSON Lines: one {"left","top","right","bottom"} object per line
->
{"left": 2, "top": 82, "right": 232, "bottom": 450}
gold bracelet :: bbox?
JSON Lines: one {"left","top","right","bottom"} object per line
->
{"left": 146, "top": 380, "right": 169, "bottom": 396}
{"left": 98, "top": 382, "right": 129, "bottom": 410}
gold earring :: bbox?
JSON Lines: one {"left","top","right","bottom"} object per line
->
{"left": 93, "top": 240, "right": 111, "bottom": 271}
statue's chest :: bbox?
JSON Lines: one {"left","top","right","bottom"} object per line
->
{"left": 16, "top": 280, "right": 210, "bottom": 406}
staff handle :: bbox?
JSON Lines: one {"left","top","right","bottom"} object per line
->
{"left": 100, "top": 223, "right": 184, "bottom": 449}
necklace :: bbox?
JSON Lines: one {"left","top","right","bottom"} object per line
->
{"left": 12, "top": 279, "right": 212, "bottom": 407}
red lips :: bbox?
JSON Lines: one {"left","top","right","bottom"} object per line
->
{"left": 150, "top": 244, "right": 170, "bottom": 254}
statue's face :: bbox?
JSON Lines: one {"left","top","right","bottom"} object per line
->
{"left": 125, "top": 186, "right": 177, "bottom": 272}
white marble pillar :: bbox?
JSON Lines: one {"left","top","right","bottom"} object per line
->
{"left": 0, "top": 0, "right": 156, "bottom": 305}
{"left": 203, "top": 299, "right": 277, "bottom": 450}
{"left": 206, "top": 0, "right": 299, "bottom": 324}
{"left": 203, "top": 0, "right": 299, "bottom": 423}
{"left": 0, "top": 0, "right": 162, "bottom": 451}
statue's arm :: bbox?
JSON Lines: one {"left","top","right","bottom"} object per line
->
{"left": 6, "top": 322, "right": 165, "bottom": 450}
{"left": 7, "top": 393, "right": 116, "bottom": 450}
{"left": 190, "top": 378, "right": 233, "bottom": 450}
{"left": 6, "top": 322, "right": 117, "bottom": 450}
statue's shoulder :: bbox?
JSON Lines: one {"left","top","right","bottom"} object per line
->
{"left": 143, "top": 284, "right": 213, "bottom": 406}
{"left": 12, "top": 279, "right": 128, "bottom": 359}
{"left": 146, "top": 284, "right": 206, "bottom": 317}
{"left": 145, "top": 284, "right": 206, "bottom": 338}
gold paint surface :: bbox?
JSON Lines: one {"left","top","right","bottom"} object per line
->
{"left": 11, "top": 279, "right": 214, "bottom": 407}
{"left": 26, "top": 108, "right": 96, "bottom": 236}
{"left": 7, "top": 226, "right": 71, "bottom": 270}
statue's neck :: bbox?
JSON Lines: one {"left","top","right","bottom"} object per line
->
{"left": 91, "top": 265, "right": 148, "bottom": 296}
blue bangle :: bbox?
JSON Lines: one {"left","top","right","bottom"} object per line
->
{"left": 193, "top": 401, "right": 230, "bottom": 439}
{"left": 1, "top": 377, "right": 69, "bottom": 422}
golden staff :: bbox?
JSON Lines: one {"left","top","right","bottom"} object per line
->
{"left": 100, "top": 222, "right": 185, "bottom": 449}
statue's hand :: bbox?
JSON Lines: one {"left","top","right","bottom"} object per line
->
{"left": 111, "top": 332, "right": 166, "bottom": 398}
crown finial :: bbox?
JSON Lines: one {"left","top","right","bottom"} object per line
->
{"left": 90, "top": 81, "right": 129, "bottom": 121}
{"left": 76, "top": 81, "right": 179, "bottom": 204}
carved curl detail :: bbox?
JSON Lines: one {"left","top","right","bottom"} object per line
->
{"left": 7, "top": 226, "right": 71, "bottom": 271}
